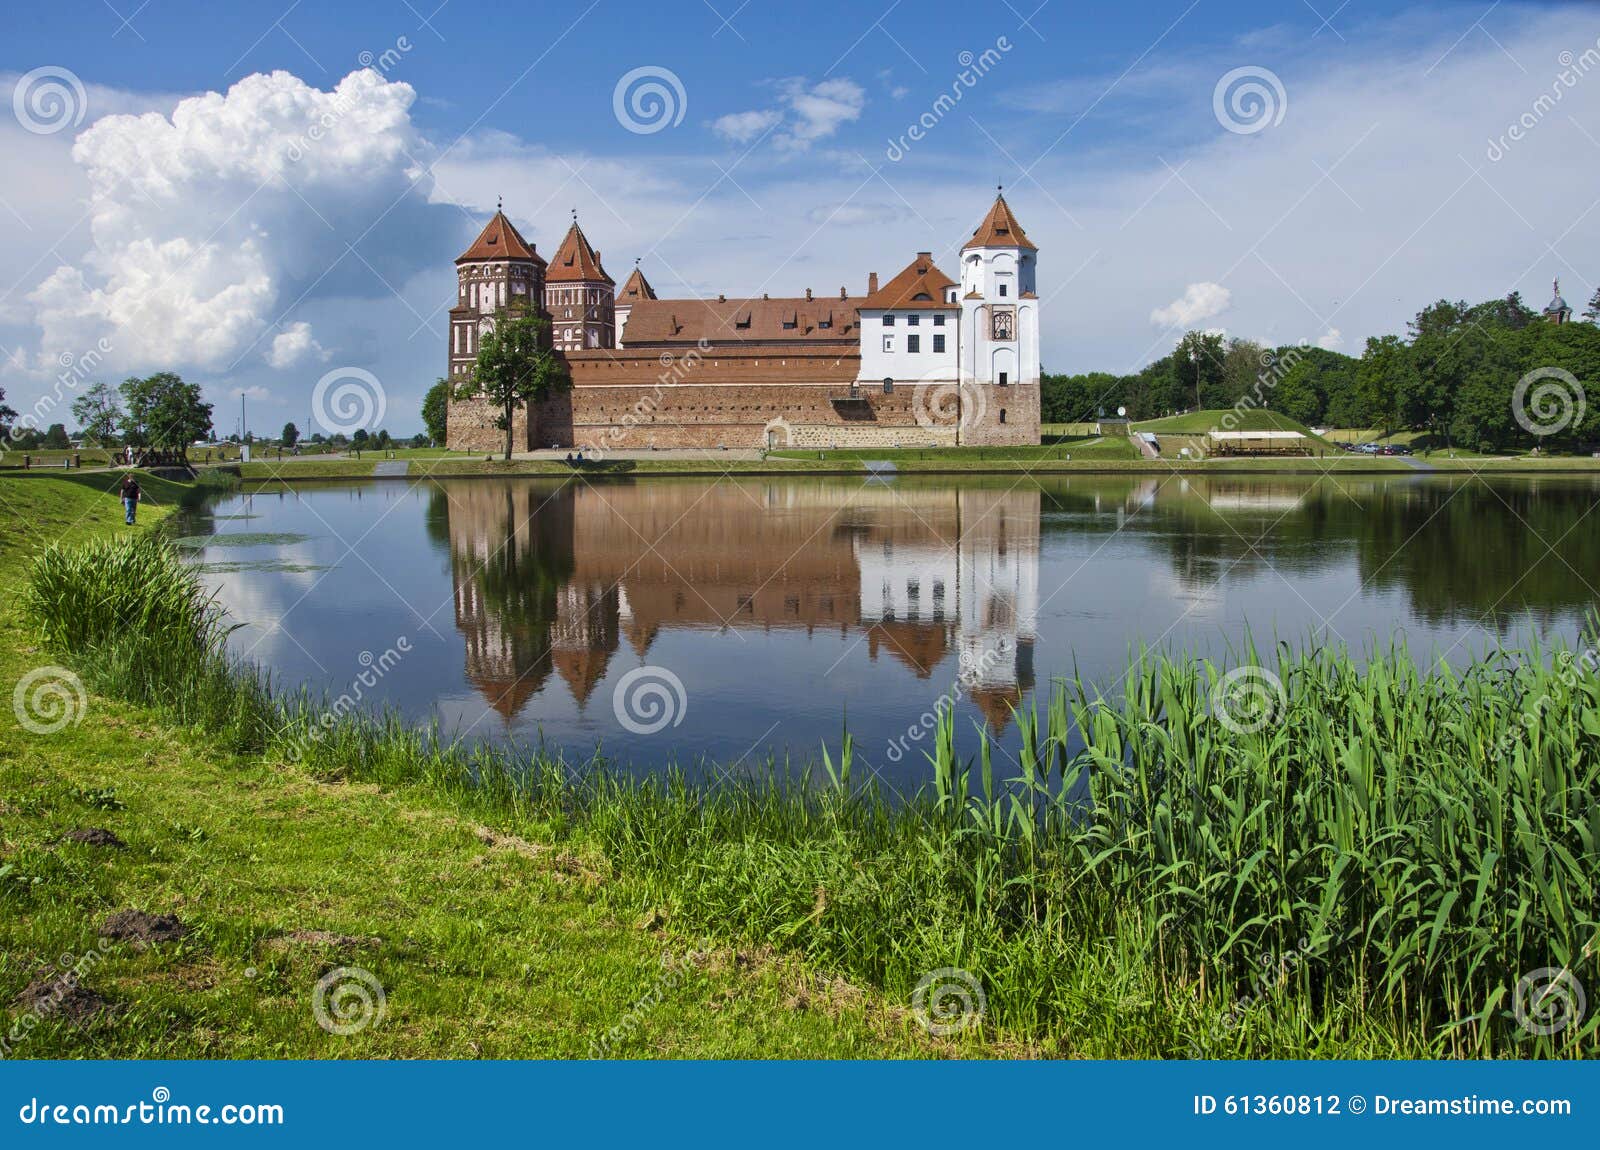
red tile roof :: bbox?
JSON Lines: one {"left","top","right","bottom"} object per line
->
{"left": 619, "top": 298, "right": 858, "bottom": 345}
{"left": 456, "top": 210, "right": 544, "bottom": 265}
{"left": 861, "top": 252, "right": 957, "bottom": 310}
{"left": 546, "top": 220, "right": 614, "bottom": 284}
{"left": 962, "top": 194, "right": 1037, "bottom": 251}
{"left": 619, "top": 265, "right": 656, "bottom": 302}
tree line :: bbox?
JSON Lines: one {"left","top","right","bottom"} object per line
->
{"left": 1043, "top": 292, "right": 1600, "bottom": 451}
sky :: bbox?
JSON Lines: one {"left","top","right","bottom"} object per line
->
{"left": 1, "top": 0, "right": 1597, "bottom": 436}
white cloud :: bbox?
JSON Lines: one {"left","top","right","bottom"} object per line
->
{"left": 26, "top": 68, "right": 446, "bottom": 374}
{"left": 778, "top": 78, "right": 865, "bottom": 148}
{"left": 1316, "top": 328, "right": 1344, "bottom": 351}
{"left": 711, "top": 109, "right": 781, "bottom": 145}
{"left": 715, "top": 77, "right": 866, "bottom": 153}
{"left": 1151, "top": 282, "right": 1232, "bottom": 327}
{"left": 266, "top": 321, "right": 326, "bottom": 368}
{"left": 230, "top": 385, "right": 271, "bottom": 400}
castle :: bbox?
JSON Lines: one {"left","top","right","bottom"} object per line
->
{"left": 445, "top": 192, "right": 1042, "bottom": 452}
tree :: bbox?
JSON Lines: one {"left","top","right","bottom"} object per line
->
{"left": 119, "top": 373, "right": 213, "bottom": 453}
{"left": 457, "top": 312, "right": 569, "bottom": 460}
{"left": 1356, "top": 335, "right": 1419, "bottom": 436}
{"left": 422, "top": 378, "right": 450, "bottom": 445}
{"left": 375, "top": 429, "right": 392, "bottom": 449}
{"left": 410, "top": 432, "right": 429, "bottom": 448}
{"left": 351, "top": 428, "right": 370, "bottom": 448}
{"left": 1174, "top": 330, "right": 1228, "bottom": 411}
{"left": 1585, "top": 286, "right": 1600, "bottom": 323}
{"left": 0, "top": 386, "right": 17, "bottom": 438}
{"left": 71, "top": 382, "right": 122, "bottom": 445}
{"left": 281, "top": 422, "right": 300, "bottom": 448}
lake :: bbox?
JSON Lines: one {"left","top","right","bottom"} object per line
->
{"left": 177, "top": 472, "right": 1600, "bottom": 791}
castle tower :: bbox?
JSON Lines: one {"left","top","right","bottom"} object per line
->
{"left": 615, "top": 262, "right": 656, "bottom": 348}
{"left": 448, "top": 207, "right": 546, "bottom": 384}
{"left": 1543, "top": 278, "right": 1572, "bottom": 324}
{"left": 544, "top": 216, "right": 616, "bottom": 351}
{"left": 958, "top": 191, "right": 1041, "bottom": 445}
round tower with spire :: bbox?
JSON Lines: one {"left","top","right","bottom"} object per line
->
{"left": 448, "top": 203, "right": 546, "bottom": 384}
{"left": 1543, "top": 278, "right": 1572, "bottom": 324}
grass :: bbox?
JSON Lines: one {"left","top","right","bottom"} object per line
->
{"left": 1133, "top": 409, "right": 1320, "bottom": 435}
{"left": 770, "top": 438, "right": 1141, "bottom": 464}
{"left": 6, "top": 470, "right": 1597, "bottom": 1058}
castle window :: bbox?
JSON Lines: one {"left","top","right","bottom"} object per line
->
{"left": 883, "top": 377, "right": 893, "bottom": 394}
{"left": 906, "top": 314, "right": 919, "bottom": 326}
{"left": 907, "top": 335, "right": 920, "bottom": 353}
{"left": 933, "top": 314, "right": 944, "bottom": 326}
{"left": 999, "top": 371, "right": 1008, "bottom": 387}
{"left": 883, "top": 335, "right": 894, "bottom": 353}
{"left": 933, "top": 334, "right": 945, "bottom": 354}
{"left": 1000, "top": 409, "right": 1007, "bottom": 424}
{"left": 819, "top": 318, "right": 832, "bottom": 329}
{"left": 999, "top": 283, "right": 1008, "bottom": 297}
{"left": 882, "top": 314, "right": 895, "bottom": 326}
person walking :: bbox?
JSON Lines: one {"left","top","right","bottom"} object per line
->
{"left": 120, "top": 474, "right": 141, "bottom": 526}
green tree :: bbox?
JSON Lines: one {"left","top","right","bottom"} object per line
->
{"left": 375, "top": 429, "right": 392, "bottom": 449}
{"left": 422, "top": 378, "right": 450, "bottom": 445}
{"left": 71, "top": 382, "right": 122, "bottom": 445}
{"left": 281, "top": 421, "right": 300, "bottom": 448}
{"left": 457, "top": 312, "right": 569, "bottom": 460}
{"left": 351, "top": 428, "right": 370, "bottom": 448}
{"left": 1356, "top": 335, "right": 1418, "bottom": 435}
{"left": 43, "top": 423, "right": 70, "bottom": 449}
{"left": 1174, "top": 330, "right": 1228, "bottom": 411}
{"left": 1585, "top": 286, "right": 1600, "bottom": 323}
{"left": 119, "top": 373, "right": 213, "bottom": 453}
{"left": 0, "top": 386, "right": 18, "bottom": 438}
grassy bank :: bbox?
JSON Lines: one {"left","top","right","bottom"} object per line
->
{"left": 8, "top": 475, "right": 1598, "bottom": 1058}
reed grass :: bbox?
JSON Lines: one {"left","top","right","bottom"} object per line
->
{"left": 21, "top": 536, "right": 1600, "bottom": 1057}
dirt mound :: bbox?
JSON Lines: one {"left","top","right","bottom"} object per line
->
{"left": 99, "top": 909, "right": 188, "bottom": 945}
{"left": 14, "top": 973, "right": 114, "bottom": 1024}
{"left": 62, "top": 828, "right": 126, "bottom": 848}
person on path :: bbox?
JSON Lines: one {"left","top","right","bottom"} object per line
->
{"left": 120, "top": 474, "right": 141, "bottom": 525}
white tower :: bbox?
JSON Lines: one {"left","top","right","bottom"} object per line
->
{"left": 958, "top": 190, "right": 1040, "bottom": 445}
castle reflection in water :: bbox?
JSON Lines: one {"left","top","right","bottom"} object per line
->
{"left": 440, "top": 480, "right": 1040, "bottom": 731}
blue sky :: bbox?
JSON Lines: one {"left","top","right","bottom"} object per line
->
{"left": 2, "top": 0, "right": 1595, "bottom": 434}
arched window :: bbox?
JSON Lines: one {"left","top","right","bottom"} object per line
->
{"left": 882, "top": 377, "right": 894, "bottom": 394}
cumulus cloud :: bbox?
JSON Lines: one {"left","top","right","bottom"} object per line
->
{"left": 712, "top": 109, "right": 781, "bottom": 145}
{"left": 26, "top": 68, "right": 447, "bottom": 373}
{"left": 266, "top": 321, "right": 327, "bottom": 368}
{"left": 1316, "top": 328, "right": 1344, "bottom": 351}
{"left": 1151, "top": 282, "right": 1232, "bottom": 327}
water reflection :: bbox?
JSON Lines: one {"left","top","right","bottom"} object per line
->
{"left": 441, "top": 480, "right": 1042, "bottom": 732}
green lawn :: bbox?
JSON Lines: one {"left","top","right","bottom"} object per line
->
{"left": 1133, "top": 409, "right": 1321, "bottom": 436}
{"left": 0, "top": 475, "right": 939, "bottom": 1059}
